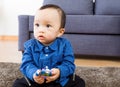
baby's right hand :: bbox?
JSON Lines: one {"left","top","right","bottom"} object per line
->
{"left": 33, "top": 70, "right": 45, "bottom": 84}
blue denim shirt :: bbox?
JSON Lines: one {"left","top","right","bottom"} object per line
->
{"left": 20, "top": 37, "right": 75, "bottom": 86}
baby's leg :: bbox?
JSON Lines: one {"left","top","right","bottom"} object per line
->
{"left": 12, "top": 77, "right": 30, "bottom": 87}
{"left": 64, "top": 74, "right": 85, "bottom": 87}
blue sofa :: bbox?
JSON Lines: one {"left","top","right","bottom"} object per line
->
{"left": 18, "top": 0, "right": 120, "bottom": 58}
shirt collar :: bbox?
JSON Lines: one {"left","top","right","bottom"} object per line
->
{"left": 49, "top": 39, "right": 58, "bottom": 51}
{"left": 35, "top": 39, "right": 58, "bottom": 52}
{"left": 35, "top": 40, "right": 44, "bottom": 52}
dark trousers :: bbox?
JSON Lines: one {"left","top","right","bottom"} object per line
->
{"left": 12, "top": 75, "right": 85, "bottom": 87}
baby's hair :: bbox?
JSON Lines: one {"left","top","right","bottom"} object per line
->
{"left": 39, "top": 4, "right": 66, "bottom": 28}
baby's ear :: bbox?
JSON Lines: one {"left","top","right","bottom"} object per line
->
{"left": 57, "top": 28, "right": 65, "bottom": 37}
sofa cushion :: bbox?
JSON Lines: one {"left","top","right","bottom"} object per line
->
{"left": 95, "top": 0, "right": 120, "bottom": 15}
{"left": 65, "top": 15, "right": 120, "bottom": 34}
{"left": 43, "top": 0, "right": 93, "bottom": 15}
{"left": 63, "top": 34, "right": 120, "bottom": 57}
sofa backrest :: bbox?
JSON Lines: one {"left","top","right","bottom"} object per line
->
{"left": 43, "top": 0, "right": 93, "bottom": 15}
{"left": 95, "top": 0, "right": 120, "bottom": 15}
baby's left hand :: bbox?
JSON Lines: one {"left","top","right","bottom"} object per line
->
{"left": 45, "top": 68, "right": 60, "bottom": 83}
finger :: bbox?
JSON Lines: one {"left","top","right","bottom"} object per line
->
{"left": 46, "top": 80, "right": 51, "bottom": 83}
{"left": 51, "top": 69, "right": 56, "bottom": 75}
{"left": 35, "top": 77, "right": 44, "bottom": 84}
{"left": 34, "top": 73, "right": 41, "bottom": 79}
{"left": 46, "top": 76, "right": 55, "bottom": 83}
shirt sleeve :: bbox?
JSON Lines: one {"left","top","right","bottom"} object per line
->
{"left": 20, "top": 40, "right": 38, "bottom": 81}
{"left": 56, "top": 39, "right": 76, "bottom": 83}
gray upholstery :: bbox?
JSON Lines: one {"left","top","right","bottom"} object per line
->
{"left": 18, "top": 15, "right": 30, "bottom": 51}
{"left": 43, "top": 0, "right": 93, "bottom": 15}
{"left": 18, "top": 0, "right": 120, "bottom": 57}
{"left": 95, "top": 0, "right": 120, "bottom": 15}
{"left": 63, "top": 34, "right": 120, "bottom": 57}
{"left": 65, "top": 15, "right": 120, "bottom": 34}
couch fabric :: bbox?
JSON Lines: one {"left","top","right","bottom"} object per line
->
{"left": 95, "top": 0, "right": 120, "bottom": 15}
{"left": 43, "top": 0, "right": 93, "bottom": 15}
{"left": 18, "top": 0, "right": 120, "bottom": 57}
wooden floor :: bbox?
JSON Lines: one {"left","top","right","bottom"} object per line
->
{"left": 0, "top": 40, "right": 120, "bottom": 67}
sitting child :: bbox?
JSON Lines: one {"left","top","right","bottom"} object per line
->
{"left": 12, "top": 4, "right": 85, "bottom": 87}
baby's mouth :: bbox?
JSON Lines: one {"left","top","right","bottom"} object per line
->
{"left": 38, "top": 35, "right": 45, "bottom": 40}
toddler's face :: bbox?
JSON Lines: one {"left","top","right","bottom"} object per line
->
{"left": 34, "top": 8, "right": 64, "bottom": 45}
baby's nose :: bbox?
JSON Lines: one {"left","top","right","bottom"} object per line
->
{"left": 38, "top": 27, "right": 45, "bottom": 33}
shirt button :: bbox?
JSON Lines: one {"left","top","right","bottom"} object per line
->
{"left": 45, "top": 54, "right": 48, "bottom": 56}
{"left": 46, "top": 47, "right": 48, "bottom": 49}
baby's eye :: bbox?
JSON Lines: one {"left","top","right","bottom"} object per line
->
{"left": 46, "top": 24, "right": 51, "bottom": 28}
{"left": 35, "top": 23, "right": 39, "bottom": 27}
